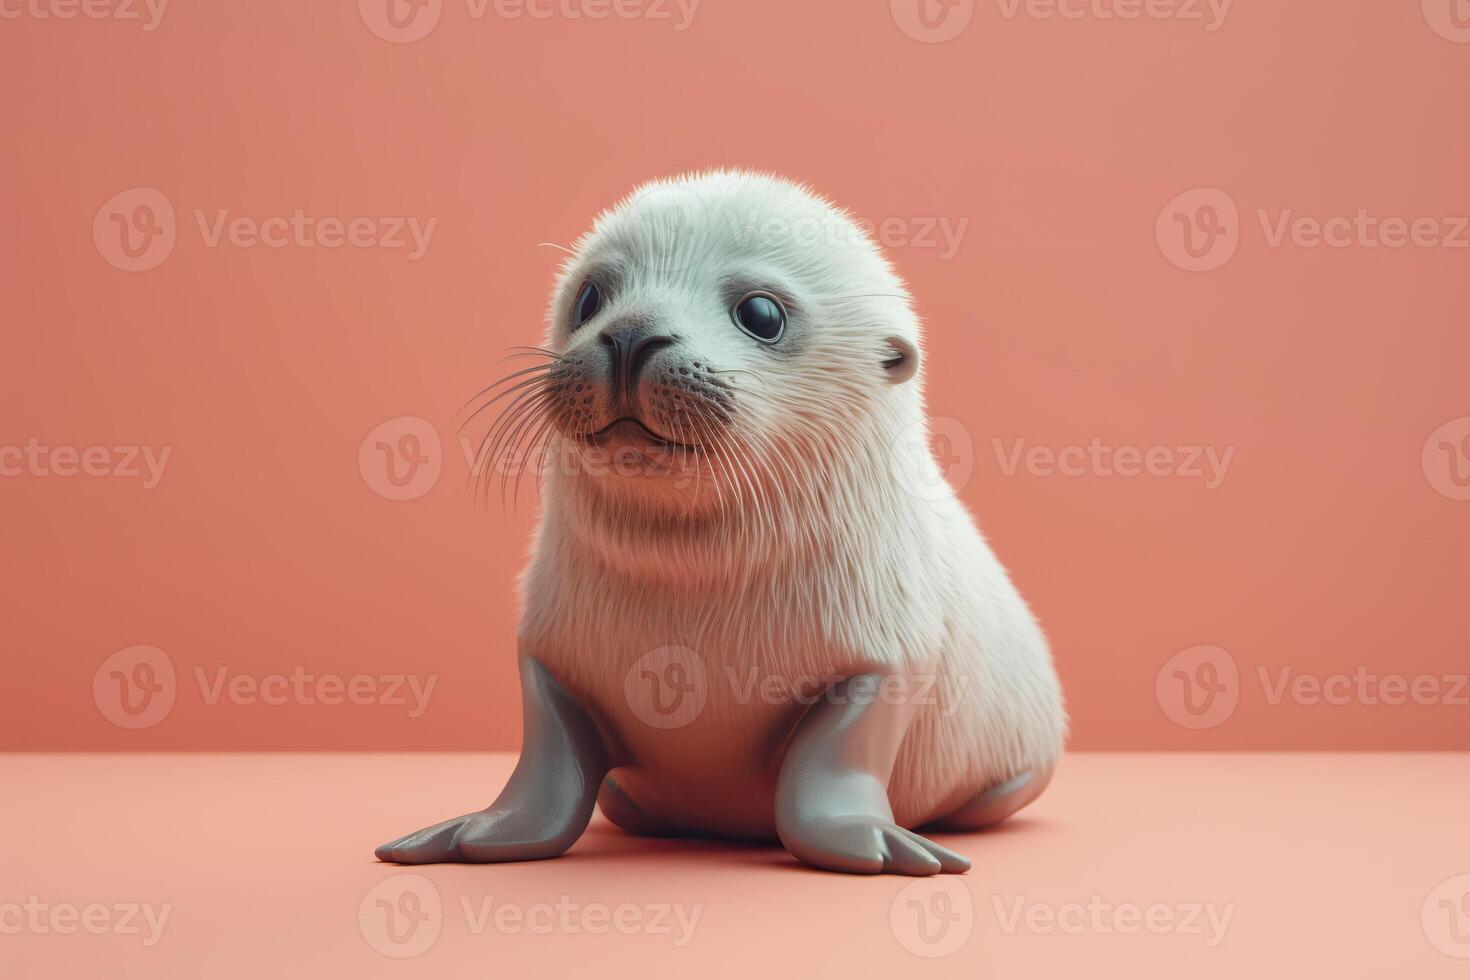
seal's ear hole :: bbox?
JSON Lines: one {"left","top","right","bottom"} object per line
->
{"left": 882, "top": 336, "right": 919, "bottom": 385}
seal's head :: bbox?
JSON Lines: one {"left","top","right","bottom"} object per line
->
{"left": 497, "top": 171, "right": 926, "bottom": 522}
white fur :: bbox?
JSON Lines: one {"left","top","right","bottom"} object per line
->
{"left": 513, "top": 170, "right": 1066, "bottom": 834}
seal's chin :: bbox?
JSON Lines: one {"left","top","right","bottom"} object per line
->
{"left": 582, "top": 417, "right": 698, "bottom": 456}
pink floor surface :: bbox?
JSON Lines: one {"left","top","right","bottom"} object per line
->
{"left": 4, "top": 752, "right": 1467, "bottom": 977}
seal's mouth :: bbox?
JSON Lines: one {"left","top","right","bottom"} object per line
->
{"left": 583, "top": 417, "right": 699, "bottom": 454}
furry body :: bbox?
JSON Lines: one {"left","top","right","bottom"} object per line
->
{"left": 515, "top": 171, "right": 1066, "bottom": 838}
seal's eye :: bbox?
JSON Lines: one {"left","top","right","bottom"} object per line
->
{"left": 732, "top": 292, "right": 785, "bottom": 343}
{"left": 570, "top": 281, "right": 601, "bottom": 330}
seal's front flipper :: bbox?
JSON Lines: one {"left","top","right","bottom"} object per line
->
{"left": 777, "top": 814, "right": 970, "bottom": 875}
{"left": 375, "top": 653, "right": 608, "bottom": 865}
{"left": 372, "top": 812, "right": 470, "bottom": 865}
{"left": 775, "top": 673, "right": 971, "bottom": 876}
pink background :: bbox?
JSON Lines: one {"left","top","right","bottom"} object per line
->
{"left": 3, "top": 0, "right": 1467, "bottom": 752}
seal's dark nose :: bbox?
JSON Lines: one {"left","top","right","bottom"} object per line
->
{"left": 600, "top": 326, "right": 674, "bottom": 398}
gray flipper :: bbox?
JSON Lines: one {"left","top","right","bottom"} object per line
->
{"left": 774, "top": 673, "right": 971, "bottom": 876}
{"left": 375, "top": 654, "right": 608, "bottom": 864}
{"left": 597, "top": 774, "right": 705, "bottom": 839}
{"left": 924, "top": 767, "right": 1054, "bottom": 831}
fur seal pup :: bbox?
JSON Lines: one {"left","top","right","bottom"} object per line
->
{"left": 376, "top": 171, "right": 1066, "bottom": 875}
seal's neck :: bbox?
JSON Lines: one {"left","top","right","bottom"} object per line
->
{"left": 544, "top": 426, "right": 926, "bottom": 593}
